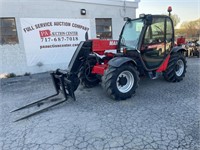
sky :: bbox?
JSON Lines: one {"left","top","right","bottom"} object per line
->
{"left": 135, "top": 0, "right": 200, "bottom": 28}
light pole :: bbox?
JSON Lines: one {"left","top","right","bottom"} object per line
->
{"left": 167, "top": 6, "right": 172, "bottom": 17}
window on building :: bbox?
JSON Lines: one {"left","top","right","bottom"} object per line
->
{"left": 0, "top": 18, "right": 19, "bottom": 45}
{"left": 95, "top": 18, "right": 112, "bottom": 39}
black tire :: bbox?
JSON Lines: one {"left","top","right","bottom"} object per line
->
{"left": 185, "top": 50, "right": 188, "bottom": 57}
{"left": 163, "top": 52, "right": 187, "bottom": 82}
{"left": 197, "top": 51, "right": 200, "bottom": 58}
{"left": 194, "top": 50, "right": 200, "bottom": 58}
{"left": 79, "top": 58, "right": 100, "bottom": 88}
{"left": 102, "top": 64, "right": 139, "bottom": 100}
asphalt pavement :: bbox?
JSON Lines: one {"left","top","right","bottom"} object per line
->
{"left": 0, "top": 58, "right": 199, "bottom": 150}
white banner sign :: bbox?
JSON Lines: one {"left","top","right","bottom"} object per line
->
{"left": 20, "top": 18, "right": 90, "bottom": 66}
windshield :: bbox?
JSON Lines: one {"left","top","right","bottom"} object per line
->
{"left": 120, "top": 19, "right": 144, "bottom": 50}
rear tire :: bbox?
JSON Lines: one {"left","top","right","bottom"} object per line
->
{"left": 79, "top": 58, "right": 100, "bottom": 88}
{"left": 195, "top": 50, "right": 200, "bottom": 58}
{"left": 102, "top": 64, "right": 139, "bottom": 100}
{"left": 163, "top": 52, "right": 187, "bottom": 82}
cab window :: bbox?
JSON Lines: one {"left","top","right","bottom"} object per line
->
{"left": 141, "top": 17, "right": 167, "bottom": 69}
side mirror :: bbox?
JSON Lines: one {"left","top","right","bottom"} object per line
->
{"left": 124, "top": 17, "right": 131, "bottom": 22}
{"left": 85, "top": 31, "right": 88, "bottom": 41}
{"left": 139, "top": 14, "right": 145, "bottom": 18}
{"left": 145, "top": 15, "right": 152, "bottom": 25}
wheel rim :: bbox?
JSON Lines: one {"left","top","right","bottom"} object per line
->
{"left": 175, "top": 59, "right": 184, "bottom": 77}
{"left": 116, "top": 71, "right": 134, "bottom": 93}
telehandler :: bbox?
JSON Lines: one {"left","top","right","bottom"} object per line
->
{"left": 12, "top": 14, "right": 187, "bottom": 121}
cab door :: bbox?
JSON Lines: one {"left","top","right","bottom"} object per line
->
{"left": 141, "top": 16, "right": 173, "bottom": 69}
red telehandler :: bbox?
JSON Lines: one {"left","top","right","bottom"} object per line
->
{"left": 12, "top": 14, "right": 187, "bottom": 121}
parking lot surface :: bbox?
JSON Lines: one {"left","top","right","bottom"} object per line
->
{"left": 0, "top": 58, "right": 199, "bottom": 150}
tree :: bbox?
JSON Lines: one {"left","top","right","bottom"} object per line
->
{"left": 180, "top": 18, "right": 200, "bottom": 40}
{"left": 163, "top": 13, "right": 180, "bottom": 27}
{"left": 170, "top": 14, "right": 180, "bottom": 27}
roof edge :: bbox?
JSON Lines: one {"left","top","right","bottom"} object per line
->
{"left": 61, "top": 0, "right": 140, "bottom": 8}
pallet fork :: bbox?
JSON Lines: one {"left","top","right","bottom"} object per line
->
{"left": 11, "top": 70, "right": 79, "bottom": 122}
{"left": 11, "top": 41, "right": 91, "bottom": 122}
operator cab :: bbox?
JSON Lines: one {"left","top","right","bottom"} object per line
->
{"left": 118, "top": 14, "right": 174, "bottom": 70}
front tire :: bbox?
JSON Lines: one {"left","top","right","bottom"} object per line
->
{"left": 79, "top": 58, "right": 100, "bottom": 88}
{"left": 163, "top": 52, "right": 187, "bottom": 82}
{"left": 102, "top": 64, "right": 139, "bottom": 100}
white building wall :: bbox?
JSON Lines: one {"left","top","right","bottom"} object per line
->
{"left": 0, "top": 0, "right": 139, "bottom": 75}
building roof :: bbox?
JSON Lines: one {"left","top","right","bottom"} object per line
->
{"left": 64, "top": 0, "right": 140, "bottom": 8}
